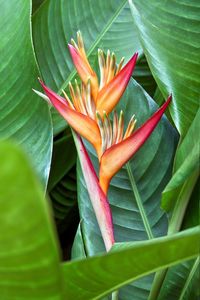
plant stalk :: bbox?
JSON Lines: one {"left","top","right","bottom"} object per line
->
{"left": 148, "top": 170, "right": 199, "bottom": 300}
{"left": 112, "top": 290, "right": 119, "bottom": 300}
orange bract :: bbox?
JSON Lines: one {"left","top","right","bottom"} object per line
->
{"left": 99, "top": 96, "right": 172, "bottom": 194}
{"left": 39, "top": 80, "right": 102, "bottom": 159}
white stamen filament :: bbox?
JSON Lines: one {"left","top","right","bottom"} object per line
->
{"left": 97, "top": 110, "right": 136, "bottom": 154}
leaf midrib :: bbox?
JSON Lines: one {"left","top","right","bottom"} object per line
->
{"left": 126, "top": 162, "right": 154, "bottom": 239}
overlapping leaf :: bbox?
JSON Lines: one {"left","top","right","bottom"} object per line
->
{"left": 0, "top": 0, "right": 52, "bottom": 186}
{"left": 133, "top": 55, "right": 156, "bottom": 97}
{"left": 63, "top": 227, "right": 200, "bottom": 300}
{"left": 158, "top": 258, "right": 200, "bottom": 300}
{"left": 0, "top": 141, "right": 62, "bottom": 299}
{"left": 129, "top": 0, "right": 200, "bottom": 137}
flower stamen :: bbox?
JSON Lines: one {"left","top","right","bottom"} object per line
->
{"left": 62, "top": 89, "right": 75, "bottom": 109}
{"left": 124, "top": 115, "right": 137, "bottom": 139}
{"left": 103, "top": 111, "right": 113, "bottom": 149}
{"left": 97, "top": 110, "right": 136, "bottom": 153}
{"left": 116, "top": 57, "right": 125, "bottom": 75}
{"left": 85, "top": 79, "right": 96, "bottom": 119}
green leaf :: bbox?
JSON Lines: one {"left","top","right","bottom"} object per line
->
{"left": 47, "top": 130, "right": 78, "bottom": 234}
{"left": 129, "top": 0, "right": 200, "bottom": 137}
{"left": 157, "top": 258, "right": 200, "bottom": 300}
{"left": 133, "top": 55, "right": 156, "bottom": 97}
{"left": 154, "top": 179, "right": 200, "bottom": 300}
{"left": 32, "top": 0, "right": 45, "bottom": 13}
{"left": 32, "top": 0, "right": 142, "bottom": 133}
{"left": 50, "top": 166, "right": 78, "bottom": 234}
{"left": 0, "top": 140, "right": 62, "bottom": 299}
{"left": 71, "top": 223, "right": 87, "bottom": 259}
{"left": 74, "top": 79, "right": 178, "bottom": 299}
{"left": 0, "top": 0, "right": 52, "bottom": 186}
{"left": 148, "top": 110, "right": 199, "bottom": 299}
{"left": 48, "top": 130, "right": 76, "bottom": 191}
{"left": 63, "top": 226, "right": 200, "bottom": 300}
{"left": 162, "top": 108, "right": 200, "bottom": 212}
{"left": 182, "top": 180, "right": 199, "bottom": 229}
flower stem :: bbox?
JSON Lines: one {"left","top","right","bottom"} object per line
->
{"left": 112, "top": 291, "right": 119, "bottom": 300}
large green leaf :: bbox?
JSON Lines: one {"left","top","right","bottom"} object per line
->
{"left": 32, "top": 0, "right": 142, "bottom": 133}
{"left": 0, "top": 0, "right": 52, "bottom": 186}
{"left": 63, "top": 226, "right": 200, "bottom": 300}
{"left": 146, "top": 88, "right": 200, "bottom": 299}
{"left": 74, "top": 79, "right": 178, "bottom": 299}
{"left": 129, "top": 0, "right": 200, "bottom": 137}
{"left": 0, "top": 141, "right": 62, "bottom": 299}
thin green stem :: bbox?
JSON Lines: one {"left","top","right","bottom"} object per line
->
{"left": 168, "top": 170, "right": 199, "bottom": 235}
{"left": 112, "top": 290, "right": 119, "bottom": 300}
{"left": 126, "top": 163, "right": 154, "bottom": 240}
{"left": 148, "top": 269, "right": 167, "bottom": 300}
{"left": 148, "top": 170, "right": 199, "bottom": 300}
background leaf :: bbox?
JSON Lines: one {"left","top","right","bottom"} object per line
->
{"left": 0, "top": 140, "right": 62, "bottom": 299}
{"left": 129, "top": 0, "right": 200, "bottom": 137}
{"left": 133, "top": 54, "right": 156, "bottom": 97}
{"left": 47, "top": 129, "right": 76, "bottom": 191}
{"left": 47, "top": 130, "right": 78, "bottom": 259}
{"left": 0, "top": 0, "right": 52, "bottom": 186}
{"left": 32, "top": 0, "right": 45, "bottom": 13}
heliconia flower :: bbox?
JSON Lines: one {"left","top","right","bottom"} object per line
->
{"left": 98, "top": 96, "right": 172, "bottom": 194}
{"left": 68, "top": 31, "right": 138, "bottom": 117}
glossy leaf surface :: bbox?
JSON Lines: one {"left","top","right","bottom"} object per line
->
{"left": 129, "top": 0, "right": 200, "bottom": 137}
{"left": 0, "top": 141, "right": 62, "bottom": 299}
{"left": 63, "top": 227, "right": 200, "bottom": 300}
{"left": 0, "top": 0, "right": 52, "bottom": 186}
